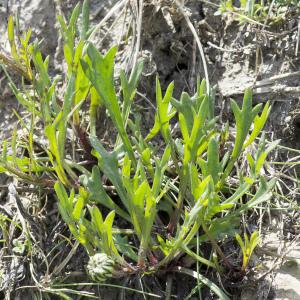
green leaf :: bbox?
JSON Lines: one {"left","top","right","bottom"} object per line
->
{"left": 174, "top": 267, "right": 231, "bottom": 300}
{"left": 81, "top": 45, "right": 136, "bottom": 164}
{"left": 221, "top": 89, "right": 262, "bottom": 182}
{"left": 178, "top": 112, "right": 189, "bottom": 143}
{"left": 64, "top": 44, "right": 73, "bottom": 71}
{"left": 138, "top": 187, "right": 156, "bottom": 266}
{"left": 141, "top": 148, "right": 153, "bottom": 176}
{"left": 120, "top": 59, "right": 144, "bottom": 122}
{"left": 222, "top": 181, "right": 251, "bottom": 204}
{"left": 207, "top": 138, "right": 220, "bottom": 183}
{"left": 74, "top": 40, "right": 85, "bottom": 67}
{"left": 69, "top": 3, "right": 81, "bottom": 32}
{"left": 145, "top": 114, "right": 160, "bottom": 141}
{"left": 238, "top": 177, "right": 276, "bottom": 212}
{"left": 132, "top": 180, "right": 148, "bottom": 226}
{"left": 8, "top": 16, "right": 18, "bottom": 60}
{"left": 90, "top": 138, "right": 125, "bottom": 197}
{"left": 114, "top": 235, "right": 138, "bottom": 262}
{"left": 116, "top": 59, "right": 144, "bottom": 146}
{"left": 199, "top": 137, "right": 221, "bottom": 184}
{"left": 45, "top": 125, "right": 70, "bottom": 186}
{"left": 81, "top": 0, "right": 90, "bottom": 40}
{"left": 55, "top": 182, "right": 74, "bottom": 223}
{"left": 249, "top": 231, "right": 260, "bottom": 252}
{"left": 172, "top": 92, "right": 195, "bottom": 135}
{"left": 57, "top": 15, "right": 68, "bottom": 35}
{"left": 90, "top": 205, "right": 104, "bottom": 235}
{"left": 72, "top": 194, "right": 85, "bottom": 221}
{"left": 152, "top": 145, "right": 171, "bottom": 197}
{"left": 181, "top": 245, "right": 216, "bottom": 268}
{"left": 32, "top": 46, "right": 51, "bottom": 87}
{"left": 81, "top": 166, "right": 130, "bottom": 222}
{"left": 156, "top": 79, "right": 174, "bottom": 143}
{"left": 243, "top": 101, "right": 271, "bottom": 149}
{"left": 235, "top": 233, "right": 246, "bottom": 253}
{"left": 198, "top": 216, "right": 240, "bottom": 242}
{"left": 104, "top": 210, "right": 119, "bottom": 256}
{"left": 73, "top": 54, "right": 90, "bottom": 125}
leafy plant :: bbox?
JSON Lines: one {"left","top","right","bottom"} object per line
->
{"left": 235, "top": 231, "right": 260, "bottom": 273}
{"left": 0, "top": 0, "right": 278, "bottom": 298}
{"left": 217, "top": 0, "right": 300, "bottom": 24}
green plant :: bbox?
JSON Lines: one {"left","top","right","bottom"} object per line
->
{"left": 235, "top": 231, "right": 260, "bottom": 273}
{"left": 0, "top": 1, "right": 278, "bottom": 298}
{"left": 217, "top": 0, "right": 300, "bottom": 24}
{"left": 217, "top": 0, "right": 268, "bottom": 23}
